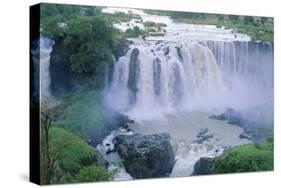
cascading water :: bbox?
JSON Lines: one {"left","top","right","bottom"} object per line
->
{"left": 105, "top": 41, "right": 229, "bottom": 119}
{"left": 101, "top": 7, "right": 273, "bottom": 179}
{"left": 32, "top": 37, "right": 54, "bottom": 99}
{"left": 105, "top": 40, "right": 273, "bottom": 121}
{"left": 40, "top": 38, "right": 54, "bottom": 99}
{"left": 102, "top": 7, "right": 273, "bottom": 180}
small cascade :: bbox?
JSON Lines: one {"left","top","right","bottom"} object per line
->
{"left": 97, "top": 128, "right": 134, "bottom": 181}
{"left": 170, "top": 140, "right": 224, "bottom": 177}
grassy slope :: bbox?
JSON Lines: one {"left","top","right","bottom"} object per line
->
{"left": 49, "top": 127, "right": 109, "bottom": 183}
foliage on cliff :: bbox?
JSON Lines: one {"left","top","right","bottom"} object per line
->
{"left": 41, "top": 4, "right": 120, "bottom": 84}
{"left": 49, "top": 127, "right": 110, "bottom": 184}
{"left": 75, "top": 165, "right": 111, "bottom": 182}
{"left": 213, "top": 138, "right": 273, "bottom": 173}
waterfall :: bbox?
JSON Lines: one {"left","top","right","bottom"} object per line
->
{"left": 105, "top": 40, "right": 273, "bottom": 121}
{"left": 38, "top": 37, "right": 54, "bottom": 99}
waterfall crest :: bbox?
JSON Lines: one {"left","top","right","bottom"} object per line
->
{"left": 105, "top": 40, "right": 273, "bottom": 121}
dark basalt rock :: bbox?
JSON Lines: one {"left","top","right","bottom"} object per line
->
{"left": 239, "top": 132, "right": 252, "bottom": 140}
{"left": 112, "top": 38, "right": 132, "bottom": 61}
{"left": 116, "top": 114, "right": 135, "bottom": 127}
{"left": 176, "top": 46, "right": 183, "bottom": 60}
{"left": 192, "top": 157, "right": 215, "bottom": 175}
{"left": 195, "top": 128, "right": 214, "bottom": 144}
{"left": 50, "top": 40, "right": 82, "bottom": 97}
{"left": 114, "top": 133, "right": 175, "bottom": 179}
{"left": 197, "top": 128, "right": 209, "bottom": 137}
{"left": 128, "top": 48, "right": 140, "bottom": 105}
{"left": 87, "top": 112, "right": 134, "bottom": 147}
{"left": 163, "top": 46, "right": 170, "bottom": 56}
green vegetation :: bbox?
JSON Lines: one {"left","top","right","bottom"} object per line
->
{"left": 49, "top": 127, "right": 110, "bottom": 184}
{"left": 65, "top": 16, "right": 114, "bottom": 75}
{"left": 102, "top": 11, "right": 141, "bottom": 23}
{"left": 143, "top": 9, "right": 273, "bottom": 41}
{"left": 75, "top": 165, "right": 111, "bottom": 182}
{"left": 43, "top": 15, "right": 115, "bottom": 77}
{"left": 124, "top": 26, "right": 145, "bottom": 38}
{"left": 40, "top": 99, "right": 110, "bottom": 184}
{"left": 38, "top": 4, "right": 274, "bottom": 184}
{"left": 41, "top": 4, "right": 123, "bottom": 84}
{"left": 54, "top": 87, "right": 105, "bottom": 139}
{"left": 143, "top": 21, "right": 158, "bottom": 27}
{"left": 143, "top": 21, "right": 167, "bottom": 33}
{"left": 213, "top": 138, "right": 273, "bottom": 173}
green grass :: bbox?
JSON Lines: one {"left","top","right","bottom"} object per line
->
{"left": 49, "top": 127, "right": 107, "bottom": 183}
{"left": 213, "top": 138, "right": 273, "bottom": 173}
{"left": 75, "top": 165, "right": 111, "bottom": 182}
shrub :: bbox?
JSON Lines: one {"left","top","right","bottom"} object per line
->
{"left": 75, "top": 165, "right": 111, "bottom": 182}
{"left": 213, "top": 138, "right": 273, "bottom": 173}
{"left": 48, "top": 127, "right": 104, "bottom": 183}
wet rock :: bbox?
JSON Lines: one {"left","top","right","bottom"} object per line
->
{"left": 128, "top": 48, "right": 140, "bottom": 104}
{"left": 192, "top": 157, "right": 215, "bottom": 175}
{"left": 197, "top": 128, "right": 209, "bottom": 137}
{"left": 106, "top": 147, "right": 117, "bottom": 155}
{"left": 196, "top": 134, "right": 214, "bottom": 144}
{"left": 112, "top": 38, "right": 132, "bottom": 60}
{"left": 116, "top": 114, "right": 135, "bottom": 127}
{"left": 195, "top": 128, "right": 213, "bottom": 144}
{"left": 176, "top": 46, "right": 183, "bottom": 60}
{"left": 155, "top": 40, "right": 163, "bottom": 45}
{"left": 114, "top": 133, "right": 175, "bottom": 179}
{"left": 163, "top": 46, "right": 170, "bottom": 56}
{"left": 87, "top": 112, "right": 134, "bottom": 147}
{"left": 239, "top": 132, "right": 252, "bottom": 140}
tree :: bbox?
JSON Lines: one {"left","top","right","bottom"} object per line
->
{"left": 40, "top": 100, "right": 71, "bottom": 184}
{"left": 125, "top": 26, "right": 144, "bottom": 37}
{"left": 64, "top": 16, "right": 114, "bottom": 75}
{"left": 261, "top": 17, "right": 269, "bottom": 25}
{"left": 41, "top": 4, "right": 81, "bottom": 18}
{"left": 199, "top": 13, "right": 206, "bottom": 20}
{"left": 244, "top": 16, "right": 254, "bottom": 24}
{"left": 229, "top": 15, "right": 239, "bottom": 22}
{"left": 81, "top": 6, "right": 101, "bottom": 16}
{"left": 217, "top": 14, "right": 224, "bottom": 21}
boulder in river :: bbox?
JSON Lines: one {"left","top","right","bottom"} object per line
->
{"left": 192, "top": 157, "right": 215, "bottom": 175}
{"left": 114, "top": 133, "right": 175, "bottom": 179}
{"left": 195, "top": 128, "right": 214, "bottom": 144}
